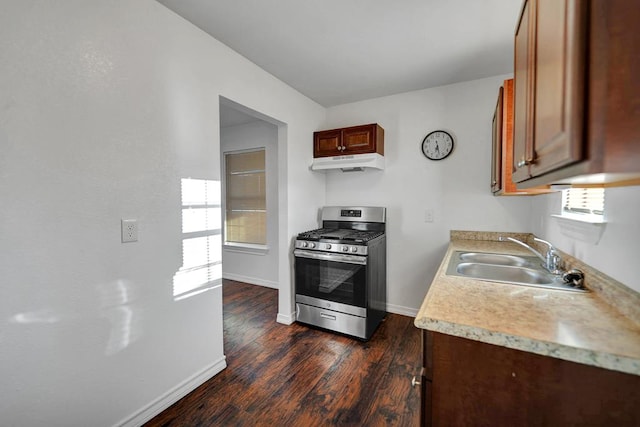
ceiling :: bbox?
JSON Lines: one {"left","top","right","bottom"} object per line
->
{"left": 158, "top": 0, "right": 522, "bottom": 107}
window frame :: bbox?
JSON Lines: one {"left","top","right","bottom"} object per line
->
{"left": 222, "top": 147, "right": 269, "bottom": 252}
{"left": 558, "top": 187, "right": 606, "bottom": 223}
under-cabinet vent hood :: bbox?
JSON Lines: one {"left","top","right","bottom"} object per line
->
{"left": 311, "top": 153, "right": 385, "bottom": 172}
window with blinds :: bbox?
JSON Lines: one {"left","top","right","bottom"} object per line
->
{"left": 562, "top": 188, "right": 605, "bottom": 219}
{"left": 224, "top": 149, "right": 266, "bottom": 245}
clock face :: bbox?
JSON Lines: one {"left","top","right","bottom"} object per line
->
{"left": 422, "top": 130, "right": 454, "bottom": 160}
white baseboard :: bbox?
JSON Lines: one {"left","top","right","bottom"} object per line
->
{"left": 115, "top": 356, "right": 227, "bottom": 427}
{"left": 386, "top": 303, "right": 418, "bottom": 317}
{"left": 277, "top": 311, "right": 296, "bottom": 325}
{"left": 223, "top": 272, "right": 279, "bottom": 289}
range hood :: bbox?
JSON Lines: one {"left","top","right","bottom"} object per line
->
{"left": 311, "top": 153, "right": 385, "bottom": 172}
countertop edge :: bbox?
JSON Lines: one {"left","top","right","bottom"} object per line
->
{"left": 414, "top": 317, "right": 640, "bottom": 376}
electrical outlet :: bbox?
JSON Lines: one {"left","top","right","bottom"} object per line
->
{"left": 425, "top": 209, "right": 434, "bottom": 223}
{"left": 121, "top": 219, "right": 138, "bottom": 243}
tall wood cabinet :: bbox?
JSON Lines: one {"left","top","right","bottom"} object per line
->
{"left": 420, "top": 330, "right": 640, "bottom": 426}
{"left": 313, "top": 124, "right": 384, "bottom": 158}
{"left": 513, "top": 0, "right": 586, "bottom": 184}
{"left": 512, "top": 0, "right": 640, "bottom": 187}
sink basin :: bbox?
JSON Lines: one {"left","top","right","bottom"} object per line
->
{"left": 458, "top": 252, "right": 530, "bottom": 267}
{"left": 446, "top": 251, "right": 588, "bottom": 292}
{"left": 455, "top": 263, "right": 552, "bottom": 285}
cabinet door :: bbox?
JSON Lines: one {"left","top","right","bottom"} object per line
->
{"left": 529, "top": 0, "right": 586, "bottom": 177}
{"left": 421, "top": 330, "right": 433, "bottom": 427}
{"left": 430, "top": 332, "right": 640, "bottom": 425}
{"left": 513, "top": 0, "right": 534, "bottom": 183}
{"left": 491, "top": 87, "right": 504, "bottom": 193}
{"left": 342, "top": 124, "right": 378, "bottom": 155}
{"left": 422, "top": 370, "right": 432, "bottom": 427}
{"left": 313, "top": 129, "right": 342, "bottom": 157}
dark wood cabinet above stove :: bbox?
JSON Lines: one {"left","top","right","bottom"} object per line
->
{"left": 313, "top": 123, "right": 384, "bottom": 158}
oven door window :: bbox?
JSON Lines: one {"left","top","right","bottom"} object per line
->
{"left": 295, "top": 256, "right": 367, "bottom": 307}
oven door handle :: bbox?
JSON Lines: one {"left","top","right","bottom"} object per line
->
{"left": 294, "top": 249, "right": 367, "bottom": 265}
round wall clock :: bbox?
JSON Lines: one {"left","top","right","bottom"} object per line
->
{"left": 421, "top": 130, "right": 455, "bottom": 160}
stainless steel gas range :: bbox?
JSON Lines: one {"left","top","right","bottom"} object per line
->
{"left": 294, "top": 206, "right": 386, "bottom": 340}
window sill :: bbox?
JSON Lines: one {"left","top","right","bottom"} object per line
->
{"left": 223, "top": 242, "right": 269, "bottom": 255}
{"left": 550, "top": 214, "right": 607, "bottom": 244}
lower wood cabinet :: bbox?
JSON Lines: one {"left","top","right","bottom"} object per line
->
{"left": 420, "top": 330, "right": 640, "bottom": 426}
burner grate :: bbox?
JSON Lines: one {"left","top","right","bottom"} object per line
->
{"left": 297, "top": 228, "right": 384, "bottom": 243}
{"left": 343, "top": 230, "right": 384, "bottom": 243}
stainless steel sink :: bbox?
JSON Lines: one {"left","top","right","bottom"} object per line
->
{"left": 458, "top": 252, "right": 530, "bottom": 267}
{"left": 455, "top": 263, "right": 552, "bottom": 285}
{"left": 446, "top": 251, "right": 588, "bottom": 292}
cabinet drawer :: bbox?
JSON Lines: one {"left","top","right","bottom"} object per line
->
{"left": 296, "top": 303, "right": 367, "bottom": 339}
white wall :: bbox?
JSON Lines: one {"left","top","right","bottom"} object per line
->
{"left": 0, "top": 1, "right": 325, "bottom": 426}
{"left": 531, "top": 186, "right": 640, "bottom": 294}
{"left": 221, "top": 120, "right": 279, "bottom": 288}
{"left": 324, "top": 76, "right": 533, "bottom": 315}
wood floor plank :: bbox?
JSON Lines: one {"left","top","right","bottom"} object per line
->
{"left": 145, "top": 280, "right": 420, "bottom": 426}
{"left": 287, "top": 314, "right": 415, "bottom": 425}
{"left": 364, "top": 319, "right": 422, "bottom": 426}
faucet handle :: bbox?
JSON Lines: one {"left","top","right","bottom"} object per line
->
{"left": 533, "top": 237, "right": 564, "bottom": 274}
{"left": 533, "top": 237, "right": 555, "bottom": 250}
{"left": 546, "top": 249, "right": 562, "bottom": 274}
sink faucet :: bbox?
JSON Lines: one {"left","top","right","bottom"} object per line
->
{"left": 500, "top": 236, "right": 563, "bottom": 275}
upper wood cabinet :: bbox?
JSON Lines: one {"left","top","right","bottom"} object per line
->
{"left": 512, "top": 0, "right": 534, "bottom": 184}
{"left": 513, "top": 0, "right": 586, "bottom": 184}
{"left": 512, "top": 0, "right": 640, "bottom": 187}
{"left": 313, "top": 124, "right": 384, "bottom": 158}
{"left": 491, "top": 85, "right": 505, "bottom": 193}
{"left": 493, "top": 79, "right": 550, "bottom": 195}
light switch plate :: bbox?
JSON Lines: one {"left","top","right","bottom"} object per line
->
{"left": 425, "top": 209, "right": 434, "bottom": 223}
{"left": 121, "top": 219, "right": 138, "bottom": 243}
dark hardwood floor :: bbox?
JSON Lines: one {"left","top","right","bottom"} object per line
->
{"left": 146, "top": 280, "right": 421, "bottom": 426}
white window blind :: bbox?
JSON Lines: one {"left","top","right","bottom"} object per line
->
{"left": 562, "top": 188, "right": 605, "bottom": 217}
{"left": 224, "top": 149, "right": 266, "bottom": 245}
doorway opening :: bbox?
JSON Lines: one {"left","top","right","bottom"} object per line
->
{"left": 218, "top": 97, "right": 290, "bottom": 346}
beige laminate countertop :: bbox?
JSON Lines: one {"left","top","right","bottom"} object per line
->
{"left": 414, "top": 235, "right": 640, "bottom": 376}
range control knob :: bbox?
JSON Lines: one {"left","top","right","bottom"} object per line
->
{"left": 325, "top": 244, "right": 332, "bottom": 250}
{"left": 342, "top": 245, "right": 349, "bottom": 252}
{"left": 350, "top": 246, "right": 358, "bottom": 253}
{"left": 309, "top": 242, "right": 316, "bottom": 249}
{"left": 302, "top": 242, "right": 308, "bottom": 248}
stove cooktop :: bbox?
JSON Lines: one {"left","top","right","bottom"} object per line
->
{"left": 297, "top": 228, "right": 384, "bottom": 244}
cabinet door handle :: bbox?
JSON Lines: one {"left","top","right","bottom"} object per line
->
{"left": 411, "top": 376, "right": 421, "bottom": 387}
{"left": 517, "top": 157, "right": 530, "bottom": 168}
